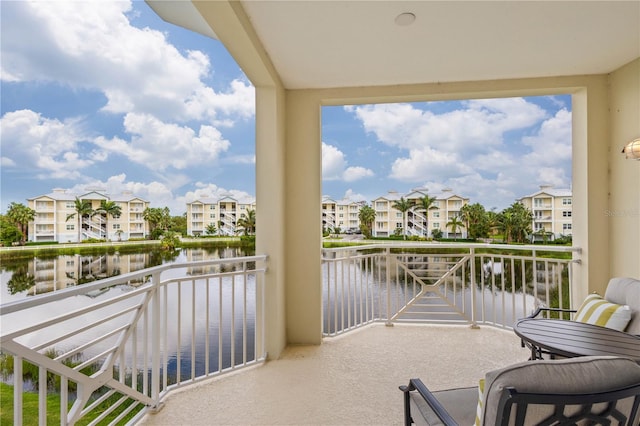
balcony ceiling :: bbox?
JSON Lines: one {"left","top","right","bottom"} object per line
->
{"left": 150, "top": 1, "right": 640, "bottom": 90}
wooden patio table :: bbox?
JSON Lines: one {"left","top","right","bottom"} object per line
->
{"left": 514, "top": 317, "right": 640, "bottom": 363}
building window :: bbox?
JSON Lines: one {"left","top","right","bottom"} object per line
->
{"left": 376, "top": 202, "right": 386, "bottom": 209}
{"left": 113, "top": 224, "right": 121, "bottom": 230}
{"left": 210, "top": 213, "right": 216, "bottom": 219}
{"left": 396, "top": 223, "right": 402, "bottom": 228}
{"left": 339, "top": 214, "right": 344, "bottom": 218}
{"left": 535, "top": 223, "right": 544, "bottom": 231}
{"left": 210, "top": 205, "right": 215, "bottom": 210}
{"left": 562, "top": 198, "right": 572, "bottom": 205}
{"left": 66, "top": 224, "right": 74, "bottom": 230}
{"left": 240, "top": 205, "right": 246, "bottom": 210}
{"left": 563, "top": 211, "right": 572, "bottom": 217}
{"left": 433, "top": 211, "right": 440, "bottom": 218}
{"left": 339, "top": 206, "right": 344, "bottom": 211}
{"left": 433, "top": 222, "right": 440, "bottom": 228}
{"left": 563, "top": 223, "right": 572, "bottom": 231}
{"left": 66, "top": 202, "right": 75, "bottom": 209}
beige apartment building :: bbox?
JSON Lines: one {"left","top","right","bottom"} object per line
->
{"left": 27, "top": 189, "right": 149, "bottom": 243}
{"left": 186, "top": 195, "right": 256, "bottom": 236}
{"left": 518, "top": 185, "right": 573, "bottom": 240}
{"left": 321, "top": 196, "right": 365, "bottom": 233}
{"left": 372, "top": 188, "right": 469, "bottom": 238}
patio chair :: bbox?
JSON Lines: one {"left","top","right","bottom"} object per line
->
{"left": 399, "top": 356, "right": 640, "bottom": 426}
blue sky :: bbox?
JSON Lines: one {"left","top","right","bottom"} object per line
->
{"left": 1, "top": 1, "right": 572, "bottom": 215}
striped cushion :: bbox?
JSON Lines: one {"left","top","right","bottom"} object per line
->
{"left": 574, "top": 293, "right": 631, "bottom": 331}
{"left": 475, "top": 378, "right": 485, "bottom": 426}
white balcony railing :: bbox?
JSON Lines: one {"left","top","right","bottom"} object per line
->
{"left": 321, "top": 243, "right": 579, "bottom": 336}
{"left": 1, "top": 256, "right": 267, "bottom": 425}
{"left": 1, "top": 243, "right": 579, "bottom": 424}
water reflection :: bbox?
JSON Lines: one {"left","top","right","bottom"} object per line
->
{"left": 0, "top": 245, "right": 252, "bottom": 304}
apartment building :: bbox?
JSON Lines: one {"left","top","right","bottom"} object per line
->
{"left": 27, "top": 189, "right": 149, "bottom": 243}
{"left": 322, "top": 196, "right": 365, "bottom": 233}
{"left": 186, "top": 194, "right": 256, "bottom": 236}
{"left": 518, "top": 185, "right": 572, "bottom": 240}
{"left": 371, "top": 188, "right": 469, "bottom": 238}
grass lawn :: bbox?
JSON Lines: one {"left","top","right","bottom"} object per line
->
{"left": 0, "top": 382, "right": 143, "bottom": 425}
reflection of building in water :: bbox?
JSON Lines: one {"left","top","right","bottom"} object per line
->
{"left": 25, "top": 253, "right": 152, "bottom": 296}
{"left": 185, "top": 247, "right": 243, "bottom": 275}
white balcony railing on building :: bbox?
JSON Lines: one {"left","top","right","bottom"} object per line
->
{"left": 1, "top": 256, "right": 267, "bottom": 425}
{"left": 1, "top": 244, "right": 580, "bottom": 424}
{"left": 322, "top": 243, "right": 579, "bottom": 336}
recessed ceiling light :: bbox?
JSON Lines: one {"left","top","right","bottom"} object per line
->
{"left": 395, "top": 12, "right": 416, "bottom": 26}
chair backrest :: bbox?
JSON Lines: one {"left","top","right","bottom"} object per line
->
{"left": 481, "top": 356, "right": 640, "bottom": 426}
{"left": 605, "top": 277, "right": 640, "bottom": 335}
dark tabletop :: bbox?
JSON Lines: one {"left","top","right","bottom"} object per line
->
{"left": 514, "top": 318, "right": 640, "bottom": 362}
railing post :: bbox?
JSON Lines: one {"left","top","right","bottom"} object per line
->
{"left": 150, "top": 271, "right": 162, "bottom": 410}
{"left": 385, "top": 247, "right": 392, "bottom": 326}
{"left": 470, "top": 247, "right": 478, "bottom": 327}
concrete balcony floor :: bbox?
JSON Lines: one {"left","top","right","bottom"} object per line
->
{"left": 139, "top": 323, "right": 530, "bottom": 425}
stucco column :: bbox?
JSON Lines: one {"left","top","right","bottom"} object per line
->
{"left": 255, "top": 86, "right": 288, "bottom": 358}
{"left": 284, "top": 90, "right": 323, "bottom": 345}
{"left": 571, "top": 80, "right": 610, "bottom": 302}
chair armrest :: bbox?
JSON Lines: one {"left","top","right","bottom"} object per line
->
{"left": 528, "top": 306, "right": 576, "bottom": 319}
{"left": 399, "top": 378, "right": 459, "bottom": 426}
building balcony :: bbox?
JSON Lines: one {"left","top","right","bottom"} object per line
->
{"left": 0, "top": 244, "right": 578, "bottom": 425}
{"left": 140, "top": 323, "right": 527, "bottom": 425}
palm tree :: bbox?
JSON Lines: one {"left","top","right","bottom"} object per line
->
{"left": 446, "top": 215, "right": 465, "bottom": 241}
{"left": 6, "top": 202, "right": 35, "bottom": 245}
{"left": 358, "top": 205, "right": 376, "bottom": 238}
{"left": 414, "top": 195, "right": 438, "bottom": 238}
{"left": 66, "top": 198, "right": 93, "bottom": 242}
{"left": 96, "top": 200, "right": 122, "bottom": 241}
{"left": 205, "top": 223, "right": 217, "bottom": 236}
{"left": 392, "top": 197, "right": 412, "bottom": 240}
{"left": 237, "top": 209, "right": 256, "bottom": 235}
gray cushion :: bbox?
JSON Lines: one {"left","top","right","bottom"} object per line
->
{"left": 605, "top": 277, "right": 640, "bottom": 334}
{"left": 482, "top": 356, "right": 640, "bottom": 426}
{"left": 409, "top": 386, "right": 477, "bottom": 426}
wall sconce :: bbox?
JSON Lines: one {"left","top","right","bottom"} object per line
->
{"left": 622, "top": 138, "right": 640, "bottom": 160}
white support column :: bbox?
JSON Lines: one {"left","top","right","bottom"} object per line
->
{"left": 284, "top": 90, "right": 323, "bottom": 345}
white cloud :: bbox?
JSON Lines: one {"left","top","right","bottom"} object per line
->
{"left": 1, "top": 1, "right": 255, "bottom": 124}
{"left": 182, "top": 183, "right": 254, "bottom": 205}
{"left": 94, "top": 113, "right": 230, "bottom": 170}
{"left": 347, "top": 98, "right": 571, "bottom": 210}
{"left": 341, "top": 189, "right": 367, "bottom": 202}
{"left": 322, "top": 142, "right": 373, "bottom": 182}
{"left": 0, "top": 109, "right": 93, "bottom": 179}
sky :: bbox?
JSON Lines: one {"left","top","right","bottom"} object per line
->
{"left": 1, "top": 1, "right": 572, "bottom": 216}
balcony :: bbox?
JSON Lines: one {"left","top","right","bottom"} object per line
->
{"left": 140, "top": 324, "right": 527, "bottom": 425}
{"left": 0, "top": 243, "right": 577, "bottom": 425}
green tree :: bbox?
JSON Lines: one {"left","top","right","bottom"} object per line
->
{"left": 498, "top": 202, "right": 533, "bottom": 243}
{"left": 459, "top": 203, "right": 489, "bottom": 240}
{"left": 170, "top": 213, "right": 187, "bottom": 236}
{"left": 414, "top": 195, "right": 438, "bottom": 238}
{"left": 358, "top": 205, "right": 376, "bottom": 238}
{"left": 237, "top": 209, "right": 256, "bottom": 235}
{"left": 446, "top": 215, "right": 465, "bottom": 241}
{"left": 66, "top": 198, "right": 93, "bottom": 243}
{"left": 143, "top": 207, "right": 172, "bottom": 239}
{"left": 160, "top": 231, "right": 180, "bottom": 250}
{"left": 392, "top": 197, "right": 412, "bottom": 240}
{"left": 205, "top": 223, "right": 217, "bottom": 236}
{"left": 0, "top": 214, "right": 24, "bottom": 246}
{"left": 6, "top": 202, "right": 36, "bottom": 245}
{"left": 96, "top": 200, "right": 122, "bottom": 241}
